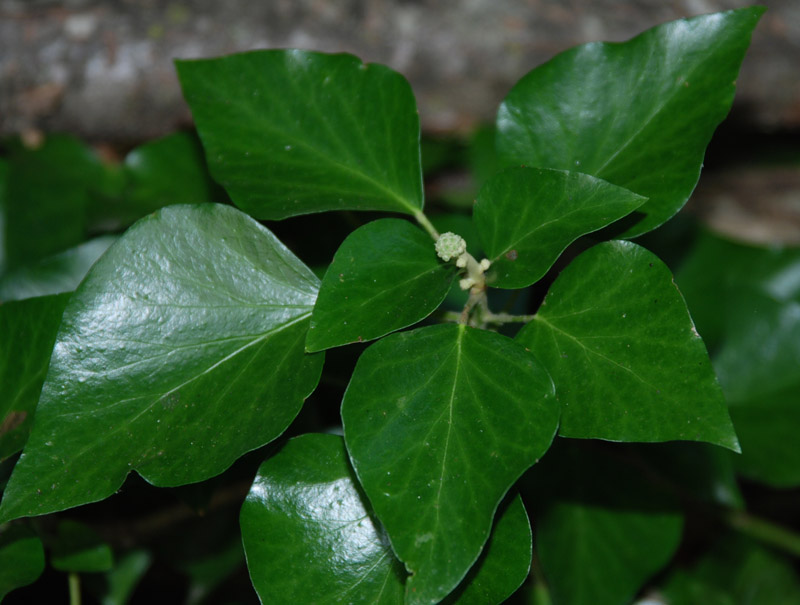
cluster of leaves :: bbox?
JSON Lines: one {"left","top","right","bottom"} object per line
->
{"left": 2, "top": 5, "right": 798, "bottom": 604}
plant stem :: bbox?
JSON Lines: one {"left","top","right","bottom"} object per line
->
{"left": 725, "top": 508, "right": 800, "bottom": 557}
{"left": 414, "top": 210, "right": 440, "bottom": 240}
{"left": 483, "top": 311, "right": 536, "bottom": 324}
{"left": 69, "top": 572, "right": 81, "bottom": 605}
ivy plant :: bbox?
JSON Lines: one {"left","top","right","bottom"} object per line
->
{"left": 4, "top": 6, "right": 795, "bottom": 605}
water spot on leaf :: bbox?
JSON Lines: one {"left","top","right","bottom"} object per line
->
{"left": 505, "top": 249, "right": 518, "bottom": 261}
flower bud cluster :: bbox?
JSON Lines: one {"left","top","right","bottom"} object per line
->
{"left": 435, "top": 232, "right": 467, "bottom": 262}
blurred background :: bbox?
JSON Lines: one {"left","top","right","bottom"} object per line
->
{"left": 1, "top": 0, "right": 799, "bottom": 244}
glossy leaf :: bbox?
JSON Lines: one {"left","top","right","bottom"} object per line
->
{"left": 2, "top": 135, "right": 105, "bottom": 269}
{"left": 0, "top": 294, "right": 70, "bottom": 460}
{"left": 677, "top": 232, "right": 800, "bottom": 486}
{"left": 241, "top": 433, "right": 407, "bottom": 604}
{"left": 473, "top": 167, "right": 646, "bottom": 288}
{"left": 50, "top": 519, "right": 113, "bottom": 572}
{"left": 663, "top": 534, "right": 800, "bottom": 605}
{"left": 0, "top": 524, "right": 45, "bottom": 599}
{"left": 0, "top": 236, "right": 116, "bottom": 302}
{"left": 342, "top": 324, "right": 558, "bottom": 604}
{"left": 529, "top": 439, "right": 683, "bottom": 605}
{"left": 516, "top": 240, "right": 738, "bottom": 450}
{"left": 307, "top": 219, "right": 455, "bottom": 352}
{"left": 242, "top": 433, "right": 533, "bottom": 605}
{"left": 497, "top": 7, "right": 765, "bottom": 237}
{"left": 0, "top": 204, "right": 323, "bottom": 522}
{"left": 176, "top": 50, "right": 424, "bottom": 220}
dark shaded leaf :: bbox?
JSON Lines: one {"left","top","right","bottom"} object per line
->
{"left": 662, "top": 534, "right": 800, "bottom": 605}
{"left": 528, "top": 439, "right": 683, "bottom": 605}
{"left": 0, "top": 524, "right": 45, "bottom": 599}
{"left": 0, "top": 294, "right": 70, "bottom": 460}
{"left": 677, "top": 232, "right": 800, "bottom": 486}
{"left": 2, "top": 136, "right": 106, "bottom": 269}
{"left": 0, "top": 236, "right": 116, "bottom": 302}
{"left": 50, "top": 519, "right": 113, "bottom": 573}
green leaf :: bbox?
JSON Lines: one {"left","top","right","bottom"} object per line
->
{"left": 89, "top": 132, "right": 218, "bottom": 231}
{"left": 181, "top": 538, "right": 245, "bottom": 605}
{"left": 516, "top": 240, "right": 738, "bottom": 450}
{"left": 496, "top": 7, "right": 765, "bottom": 237}
{"left": 0, "top": 204, "right": 323, "bottom": 523}
{"left": 716, "top": 294, "right": 800, "bottom": 487}
{"left": 50, "top": 519, "right": 114, "bottom": 573}
{"left": 342, "top": 324, "right": 558, "bottom": 604}
{"left": 176, "top": 50, "right": 424, "bottom": 220}
{"left": 0, "top": 524, "right": 45, "bottom": 599}
{"left": 2, "top": 135, "right": 106, "bottom": 269}
{"left": 473, "top": 167, "right": 647, "bottom": 288}
{"left": 662, "top": 534, "right": 800, "bottom": 605}
{"left": 241, "top": 433, "right": 407, "bottom": 604}
{"left": 442, "top": 495, "right": 532, "bottom": 605}
{"left": 307, "top": 219, "right": 455, "bottom": 352}
{"left": 677, "top": 232, "right": 800, "bottom": 486}
{"left": 0, "top": 294, "right": 71, "bottom": 460}
{"left": 101, "top": 550, "right": 151, "bottom": 605}
{"left": 631, "top": 441, "right": 743, "bottom": 509}
{"left": 528, "top": 439, "right": 683, "bottom": 605}
{"left": 242, "top": 433, "right": 533, "bottom": 605}
{"left": 0, "top": 236, "right": 116, "bottom": 302}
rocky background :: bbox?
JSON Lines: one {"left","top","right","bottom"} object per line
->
{"left": 2, "top": 0, "right": 799, "bottom": 242}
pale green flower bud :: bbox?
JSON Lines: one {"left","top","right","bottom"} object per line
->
{"left": 435, "top": 232, "right": 467, "bottom": 262}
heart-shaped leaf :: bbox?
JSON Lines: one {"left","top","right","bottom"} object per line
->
{"left": 0, "top": 204, "right": 323, "bottom": 523}
{"left": 497, "top": 7, "right": 765, "bottom": 237}
{"left": 176, "top": 50, "right": 424, "bottom": 220}
{"left": 307, "top": 219, "right": 455, "bottom": 352}
{"left": 342, "top": 324, "right": 558, "bottom": 604}
{"left": 516, "top": 240, "right": 738, "bottom": 450}
{"left": 473, "top": 167, "right": 646, "bottom": 288}
{"left": 241, "top": 433, "right": 533, "bottom": 605}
